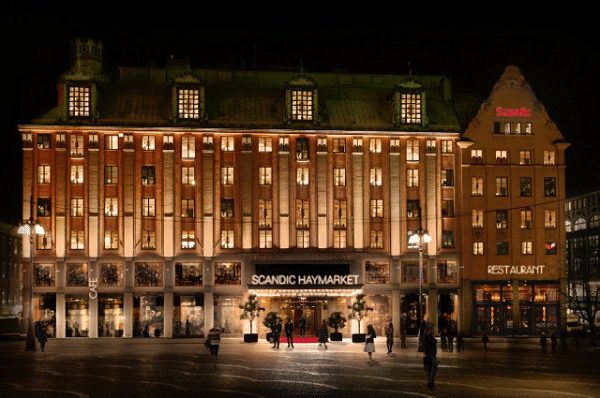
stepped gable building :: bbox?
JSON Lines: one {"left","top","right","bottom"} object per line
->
{"left": 18, "top": 39, "right": 567, "bottom": 339}
{"left": 458, "top": 66, "right": 569, "bottom": 335}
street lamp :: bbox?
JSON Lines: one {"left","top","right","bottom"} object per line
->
{"left": 409, "top": 226, "right": 431, "bottom": 351}
{"left": 18, "top": 214, "right": 45, "bottom": 351}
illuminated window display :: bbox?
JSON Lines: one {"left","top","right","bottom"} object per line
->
{"left": 473, "top": 283, "right": 514, "bottom": 336}
{"left": 98, "top": 295, "right": 124, "bottom": 337}
{"left": 65, "top": 294, "right": 89, "bottom": 337}
{"left": 33, "top": 293, "right": 56, "bottom": 338}
{"left": 66, "top": 263, "right": 88, "bottom": 287}
{"left": 173, "top": 294, "right": 204, "bottom": 337}
{"left": 33, "top": 263, "right": 55, "bottom": 287}
{"left": 135, "top": 262, "right": 163, "bottom": 287}
{"left": 99, "top": 263, "right": 123, "bottom": 287}
{"left": 214, "top": 295, "right": 242, "bottom": 335}
{"left": 133, "top": 294, "right": 164, "bottom": 337}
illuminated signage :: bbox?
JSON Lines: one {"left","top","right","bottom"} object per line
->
{"left": 487, "top": 265, "right": 545, "bottom": 275}
{"left": 495, "top": 106, "right": 531, "bottom": 118}
{"left": 88, "top": 277, "right": 98, "bottom": 299}
{"left": 251, "top": 274, "right": 360, "bottom": 286}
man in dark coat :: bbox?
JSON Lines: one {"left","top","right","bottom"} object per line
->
{"left": 271, "top": 318, "right": 282, "bottom": 349}
{"left": 423, "top": 324, "right": 438, "bottom": 391}
{"left": 35, "top": 321, "right": 48, "bottom": 352}
{"left": 284, "top": 318, "right": 294, "bottom": 348}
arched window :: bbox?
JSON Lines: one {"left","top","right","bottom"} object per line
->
{"left": 574, "top": 218, "right": 587, "bottom": 231}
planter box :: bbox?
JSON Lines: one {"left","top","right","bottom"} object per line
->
{"left": 330, "top": 332, "right": 343, "bottom": 341}
{"left": 243, "top": 333, "right": 259, "bottom": 343}
{"left": 352, "top": 333, "right": 366, "bottom": 343}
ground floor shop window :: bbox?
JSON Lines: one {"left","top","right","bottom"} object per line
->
{"left": 33, "top": 293, "right": 56, "bottom": 338}
{"left": 473, "top": 283, "right": 513, "bottom": 336}
{"left": 173, "top": 294, "right": 204, "bottom": 337}
{"left": 401, "top": 293, "right": 421, "bottom": 335}
{"left": 519, "top": 282, "right": 560, "bottom": 334}
{"left": 98, "top": 295, "right": 124, "bottom": 337}
{"left": 65, "top": 295, "right": 89, "bottom": 337}
{"left": 214, "top": 295, "right": 242, "bottom": 335}
{"left": 133, "top": 294, "right": 164, "bottom": 337}
{"left": 365, "top": 294, "right": 390, "bottom": 336}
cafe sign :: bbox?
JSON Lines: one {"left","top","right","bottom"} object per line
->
{"left": 487, "top": 265, "right": 545, "bottom": 275}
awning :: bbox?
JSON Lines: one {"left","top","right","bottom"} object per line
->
{"left": 248, "top": 285, "right": 363, "bottom": 297}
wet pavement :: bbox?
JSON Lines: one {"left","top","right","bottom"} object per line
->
{"left": 1, "top": 337, "right": 599, "bottom": 397}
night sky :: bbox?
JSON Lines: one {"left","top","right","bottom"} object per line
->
{"left": 5, "top": 6, "right": 600, "bottom": 224}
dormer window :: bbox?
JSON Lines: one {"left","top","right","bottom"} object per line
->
{"left": 401, "top": 93, "right": 422, "bottom": 124}
{"left": 291, "top": 90, "right": 314, "bottom": 121}
{"left": 68, "top": 85, "right": 91, "bottom": 117}
{"left": 177, "top": 88, "right": 200, "bottom": 119}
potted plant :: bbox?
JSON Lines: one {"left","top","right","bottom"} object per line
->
{"left": 262, "top": 311, "right": 283, "bottom": 343}
{"left": 327, "top": 311, "right": 347, "bottom": 341}
{"left": 239, "top": 294, "right": 265, "bottom": 343}
{"left": 348, "top": 294, "right": 373, "bottom": 343}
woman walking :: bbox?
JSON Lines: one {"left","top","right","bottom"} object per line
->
{"left": 318, "top": 320, "right": 328, "bottom": 349}
{"left": 205, "top": 327, "right": 222, "bottom": 369}
{"left": 364, "top": 324, "right": 376, "bottom": 359}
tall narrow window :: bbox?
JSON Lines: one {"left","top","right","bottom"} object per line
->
{"left": 407, "top": 169, "right": 419, "bottom": 187}
{"left": 473, "top": 242, "right": 484, "bottom": 255}
{"left": 221, "top": 167, "right": 234, "bottom": 185}
{"left": 334, "top": 168, "right": 346, "bottom": 186}
{"left": 70, "top": 230, "right": 85, "bottom": 250}
{"left": 68, "top": 86, "right": 90, "bottom": 117}
{"left": 333, "top": 138, "right": 346, "bottom": 153}
{"left": 70, "top": 135, "right": 84, "bottom": 157}
{"left": 104, "top": 166, "right": 118, "bottom": 184}
{"left": 369, "top": 138, "right": 382, "bottom": 153}
{"left": 38, "top": 165, "right": 51, "bottom": 184}
{"left": 441, "top": 169, "right": 454, "bottom": 187}
{"left": 291, "top": 90, "right": 314, "bottom": 121}
{"left": 370, "top": 230, "right": 384, "bottom": 248}
{"left": 141, "top": 135, "right": 156, "bottom": 151}
{"left": 105, "top": 135, "right": 119, "bottom": 150}
{"left": 258, "top": 167, "right": 272, "bottom": 185}
{"left": 104, "top": 198, "right": 118, "bottom": 217}
{"left": 296, "top": 200, "right": 309, "bottom": 228}
{"left": 182, "top": 166, "right": 195, "bottom": 185}
{"left": 400, "top": 93, "right": 421, "bottom": 124}
{"left": 333, "top": 200, "right": 347, "bottom": 228}
{"left": 142, "top": 198, "right": 156, "bottom": 217}
{"left": 442, "top": 230, "right": 455, "bottom": 248}
{"left": 441, "top": 140, "right": 453, "bottom": 153}
{"left": 472, "top": 210, "right": 484, "bottom": 228}
{"left": 297, "top": 167, "right": 309, "bottom": 186}
{"left": 181, "top": 199, "right": 195, "bottom": 218}
{"left": 495, "top": 177, "right": 508, "bottom": 196}
{"left": 472, "top": 177, "right": 484, "bottom": 196}
{"left": 442, "top": 200, "right": 454, "bottom": 217}
{"left": 296, "top": 137, "right": 309, "bottom": 161}
{"left": 370, "top": 199, "right": 383, "bottom": 218}
{"left": 496, "top": 210, "right": 508, "bottom": 229}
{"left": 182, "top": 136, "right": 196, "bottom": 159}
{"left": 370, "top": 168, "right": 382, "bottom": 186}
{"left": 221, "top": 230, "right": 234, "bottom": 248}
{"left": 177, "top": 88, "right": 200, "bottom": 119}
{"left": 544, "top": 177, "right": 556, "bottom": 197}
{"left": 258, "top": 137, "right": 272, "bottom": 152}
{"left": 520, "top": 177, "right": 532, "bottom": 197}
{"left": 519, "top": 150, "right": 532, "bottom": 165}
{"left": 406, "top": 139, "right": 419, "bottom": 161}
{"left": 297, "top": 230, "right": 310, "bottom": 248}
{"left": 520, "top": 209, "right": 532, "bottom": 229}
{"left": 71, "top": 165, "right": 84, "bottom": 184}
{"left": 141, "top": 166, "right": 155, "bottom": 185}
{"left": 333, "top": 230, "right": 346, "bottom": 248}
{"left": 259, "top": 230, "right": 273, "bottom": 249}
{"left": 181, "top": 230, "right": 196, "bottom": 249}
{"left": 221, "top": 199, "right": 234, "bottom": 219}
{"left": 407, "top": 200, "right": 420, "bottom": 218}
{"left": 221, "top": 136, "right": 235, "bottom": 151}
{"left": 142, "top": 231, "right": 156, "bottom": 250}
{"left": 37, "top": 198, "right": 51, "bottom": 217}
{"left": 521, "top": 241, "right": 533, "bottom": 255}
{"left": 104, "top": 231, "right": 119, "bottom": 250}
{"left": 258, "top": 200, "right": 272, "bottom": 228}
{"left": 71, "top": 198, "right": 84, "bottom": 217}
{"left": 544, "top": 151, "right": 555, "bottom": 165}
{"left": 545, "top": 210, "right": 556, "bottom": 228}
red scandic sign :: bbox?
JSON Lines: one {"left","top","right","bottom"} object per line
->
{"left": 495, "top": 106, "right": 532, "bottom": 117}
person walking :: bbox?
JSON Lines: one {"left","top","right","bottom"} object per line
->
{"left": 299, "top": 317, "right": 307, "bottom": 337}
{"left": 400, "top": 317, "right": 407, "bottom": 349}
{"left": 540, "top": 331, "right": 548, "bottom": 353}
{"left": 205, "top": 327, "right": 221, "bottom": 369}
{"left": 385, "top": 322, "right": 394, "bottom": 354}
{"left": 35, "top": 320, "right": 48, "bottom": 352}
{"left": 423, "top": 324, "right": 438, "bottom": 391}
{"left": 284, "top": 318, "right": 294, "bottom": 348}
{"left": 482, "top": 332, "right": 489, "bottom": 352}
{"left": 364, "top": 324, "right": 376, "bottom": 359}
{"left": 318, "top": 320, "right": 328, "bottom": 349}
{"left": 271, "top": 318, "right": 282, "bottom": 349}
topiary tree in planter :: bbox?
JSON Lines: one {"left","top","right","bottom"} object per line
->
{"left": 348, "top": 294, "right": 373, "bottom": 342}
{"left": 327, "top": 311, "right": 347, "bottom": 341}
{"left": 262, "top": 311, "right": 283, "bottom": 343}
{"left": 239, "top": 294, "right": 265, "bottom": 343}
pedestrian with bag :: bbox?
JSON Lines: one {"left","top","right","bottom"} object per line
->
{"left": 364, "top": 324, "right": 376, "bottom": 359}
{"left": 423, "top": 324, "right": 438, "bottom": 391}
{"left": 205, "top": 327, "right": 221, "bottom": 369}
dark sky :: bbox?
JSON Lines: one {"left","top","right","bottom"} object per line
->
{"left": 4, "top": 6, "right": 600, "bottom": 224}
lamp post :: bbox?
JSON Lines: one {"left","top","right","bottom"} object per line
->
{"left": 409, "top": 226, "right": 431, "bottom": 352}
{"left": 18, "top": 211, "right": 45, "bottom": 351}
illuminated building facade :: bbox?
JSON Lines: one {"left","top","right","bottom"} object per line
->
{"left": 19, "top": 39, "right": 566, "bottom": 338}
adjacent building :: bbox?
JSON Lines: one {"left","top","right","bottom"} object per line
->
{"left": 0, "top": 223, "right": 22, "bottom": 320}
{"left": 18, "top": 39, "right": 568, "bottom": 338}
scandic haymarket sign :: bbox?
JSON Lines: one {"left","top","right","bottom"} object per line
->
{"left": 250, "top": 264, "right": 359, "bottom": 286}
{"left": 251, "top": 274, "right": 360, "bottom": 286}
